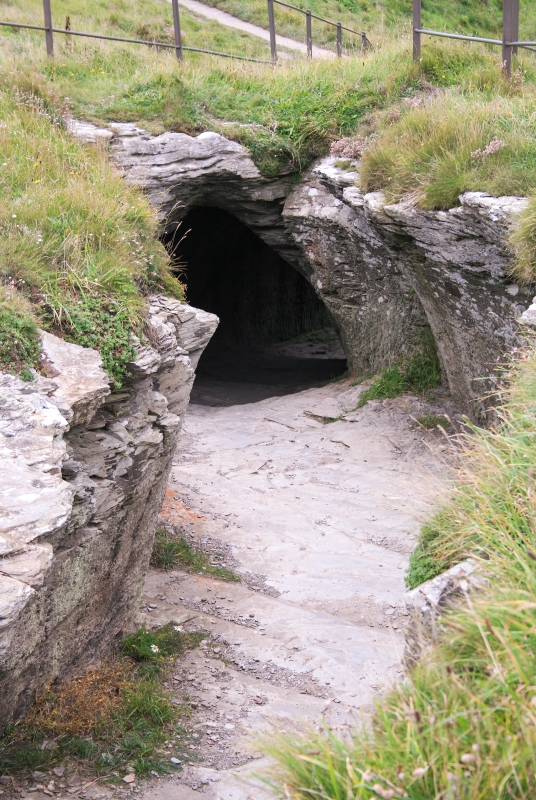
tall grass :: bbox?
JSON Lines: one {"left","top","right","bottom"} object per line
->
{"left": 0, "top": 70, "right": 183, "bottom": 384}
{"left": 268, "top": 350, "right": 536, "bottom": 799}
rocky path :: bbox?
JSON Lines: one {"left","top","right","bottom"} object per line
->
{"left": 178, "top": 0, "right": 336, "bottom": 58}
{"left": 138, "top": 379, "right": 452, "bottom": 799}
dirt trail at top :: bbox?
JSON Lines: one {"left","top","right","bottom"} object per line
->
{"left": 135, "top": 378, "right": 453, "bottom": 799}
{"left": 179, "top": 0, "right": 337, "bottom": 58}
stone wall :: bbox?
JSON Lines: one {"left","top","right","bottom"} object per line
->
{"left": 72, "top": 121, "right": 533, "bottom": 419}
{"left": 286, "top": 163, "right": 531, "bottom": 417}
{"left": 0, "top": 296, "right": 218, "bottom": 726}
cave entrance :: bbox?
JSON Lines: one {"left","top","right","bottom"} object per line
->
{"left": 165, "top": 207, "right": 347, "bottom": 406}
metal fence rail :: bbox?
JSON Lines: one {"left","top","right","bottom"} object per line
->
{"left": 413, "top": 0, "right": 534, "bottom": 77}
{"left": 0, "top": 0, "right": 272, "bottom": 64}
{"left": 267, "top": 0, "right": 367, "bottom": 62}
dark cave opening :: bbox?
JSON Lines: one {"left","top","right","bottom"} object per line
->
{"left": 164, "top": 207, "right": 347, "bottom": 406}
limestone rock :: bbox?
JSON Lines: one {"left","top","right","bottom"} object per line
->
{"left": 517, "top": 295, "right": 536, "bottom": 327}
{"left": 403, "top": 560, "right": 485, "bottom": 667}
{"left": 0, "top": 298, "right": 217, "bottom": 725}
{"left": 40, "top": 331, "right": 111, "bottom": 426}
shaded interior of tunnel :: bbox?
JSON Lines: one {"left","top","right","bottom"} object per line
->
{"left": 164, "top": 206, "right": 347, "bottom": 406}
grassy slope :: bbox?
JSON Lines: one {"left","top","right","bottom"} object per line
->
{"left": 0, "top": 72, "right": 184, "bottom": 385}
{"left": 197, "top": 0, "right": 536, "bottom": 50}
{"left": 268, "top": 352, "right": 536, "bottom": 798}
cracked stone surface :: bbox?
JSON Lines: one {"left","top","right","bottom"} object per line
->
{"left": 132, "top": 379, "right": 454, "bottom": 799}
{"left": 0, "top": 298, "right": 218, "bottom": 725}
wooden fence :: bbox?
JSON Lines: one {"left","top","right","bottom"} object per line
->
{"left": 266, "top": 0, "right": 365, "bottom": 63}
{"left": 413, "top": 0, "right": 536, "bottom": 78}
{"left": 1, "top": 0, "right": 534, "bottom": 74}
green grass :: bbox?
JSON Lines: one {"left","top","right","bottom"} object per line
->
{"left": 151, "top": 528, "right": 240, "bottom": 581}
{"left": 413, "top": 413, "right": 450, "bottom": 430}
{"left": 0, "top": 624, "right": 203, "bottom": 781}
{"left": 356, "top": 330, "right": 442, "bottom": 407}
{"left": 193, "top": 0, "right": 536, "bottom": 50}
{"left": 0, "top": 68, "right": 184, "bottom": 385}
{"left": 267, "top": 349, "right": 536, "bottom": 798}
{"left": 122, "top": 621, "right": 205, "bottom": 663}
{"left": 1, "top": 0, "right": 536, "bottom": 360}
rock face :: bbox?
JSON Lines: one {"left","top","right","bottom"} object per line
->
{"left": 98, "top": 123, "right": 532, "bottom": 418}
{"left": 0, "top": 297, "right": 218, "bottom": 726}
{"left": 403, "top": 560, "right": 485, "bottom": 667}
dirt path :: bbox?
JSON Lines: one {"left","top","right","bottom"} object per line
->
{"left": 179, "top": 0, "right": 337, "bottom": 59}
{"left": 138, "top": 379, "right": 452, "bottom": 799}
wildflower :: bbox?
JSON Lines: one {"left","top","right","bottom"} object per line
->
{"left": 471, "top": 136, "right": 507, "bottom": 161}
{"left": 12, "top": 214, "right": 16, "bottom": 218}
{"left": 150, "top": 644, "right": 159, "bottom": 653}
{"left": 173, "top": 626, "right": 183, "bottom": 632}
{"left": 460, "top": 753, "right": 476, "bottom": 764}
{"left": 412, "top": 766, "right": 428, "bottom": 778}
{"left": 34, "top": 179, "right": 40, "bottom": 184}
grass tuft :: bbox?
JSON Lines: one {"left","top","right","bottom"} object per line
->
{"left": 0, "top": 287, "right": 41, "bottom": 377}
{"left": 151, "top": 528, "right": 240, "bottom": 582}
{"left": 413, "top": 413, "right": 451, "bottom": 430}
{"left": 122, "top": 622, "right": 205, "bottom": 664}
{"left": 356, "top": 329, "right": 441, "bottom": 408}
{"left": 0, "top": 69, "right": 184, "bottom": 385}
{"left": 0, "top": 624, "right": 203, "bottom": 780}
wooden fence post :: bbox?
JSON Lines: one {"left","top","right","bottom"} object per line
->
{"left": 171, "top": 0, "right": 183, "bottom": 61}
{"left": 336, "top": 22, "right": 342, "bottom": 57}
{"left": 306, "top": 9, "right": 312, "bottom": 59}
{"left": 412, "top": 0, "right": 421, "bottom": 62}
{"left": 512, "top": 0, "right": 520, "bottom": 56}
{"left": 502, "top": 0, "right": 516, "bottom": 77}
{"left": 43, "top": 0, "right": 53, "bottom": 57}
{"left": 267, "top": 0, "right": 277, "bottom": 63}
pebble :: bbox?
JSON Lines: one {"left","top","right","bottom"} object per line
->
{"left": 123, "top": 775, "right": 136, "bottom": 784}
{"left": 170, "top": 758, "right": 181, "bottom": 765}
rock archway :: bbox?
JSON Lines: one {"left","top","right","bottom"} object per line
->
{"left": 105, "top": 123, "right": 533, "bottom": 418}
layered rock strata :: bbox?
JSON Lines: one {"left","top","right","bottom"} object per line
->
{"left": 77, "top": 121, "right": 532, "bottom": 418}
{"left": 0, "top": 297, "right": 217, "bottom": 725}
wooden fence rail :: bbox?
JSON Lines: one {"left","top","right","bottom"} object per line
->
{"left": 0, "top": 0, "right": 272, "bottom": 63}
{"left": 413, "top": 0, "right": 535, "bottom": 78}
{"left": 1, "top": 0, "right": 534, "bottom": 74}
{"left": 267, "top": 0, "right": 366, "bottom": 63}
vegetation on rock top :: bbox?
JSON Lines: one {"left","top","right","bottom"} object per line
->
{"left": 0, "top": 69, "right": 183, "bottom": 385}
{"left": 2, "top": 0, "right": 536, "bottom": 281}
